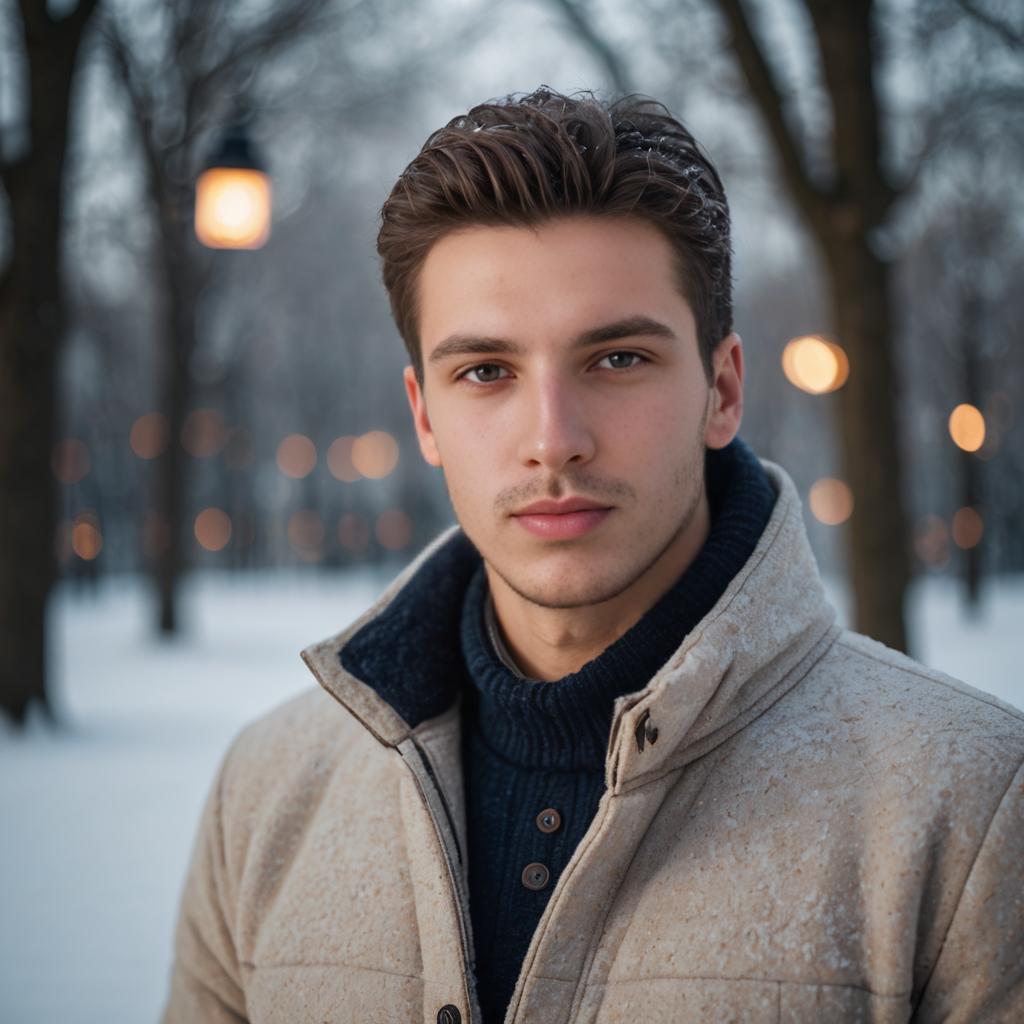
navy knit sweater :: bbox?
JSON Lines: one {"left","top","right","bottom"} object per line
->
{"left": 459, "top": 437, "right": 776, "bottom": 1022}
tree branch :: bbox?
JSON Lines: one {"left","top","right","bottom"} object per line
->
{"left": 181, "top": 0, "right": 335, "bottom": 150}
{"left": 62, "top": 0, "right": 100, "bottom": 35}
{"left": 547, "top": 0, "right": 635, "bottom": 95}
{"left": 896, "top": 83, "right": 1024, "bottom": 195}
{"left": 802, "top": 0, "right": 895, "bottom": 227}
{"left": 715, "top": 0, "right": 827, "bottom": 228}
{"left": 954, "top": 0, "right": 1023, "bottom": 49}
{"left": 101, "top": 17, "right": 175, "bottom": 219}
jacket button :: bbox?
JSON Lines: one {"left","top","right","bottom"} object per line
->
{"left": 536, "top": 807, "right": 561, "bottom": 833}
{"left": 522, "top": 862, "right": 550, "bottom": 891}
{"left": 437, "top": 1005, "right": 461, "bottom": 1024}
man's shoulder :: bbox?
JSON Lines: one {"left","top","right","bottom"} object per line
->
{"left": 791, "top": 626, "right": 1024, "bottom": 774}
{"left": 217, "top": 685, "right": 374, "bottom": 810}
{"left": 238, "top": 682, "right": 355, "bottom": 742}
{"left": 830, "top": 627, "right": 1022, "bottom": 728}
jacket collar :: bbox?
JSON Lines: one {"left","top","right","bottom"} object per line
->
{"left": 300, "top": 457, "right": 839, "bottom": 789}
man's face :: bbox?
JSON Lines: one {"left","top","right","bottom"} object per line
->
{"left": 405, "top": 214, "right": 740, "bottom": 610}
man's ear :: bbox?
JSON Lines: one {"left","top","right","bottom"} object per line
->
{"left": 403, "top": 365, "right": 442, "bottom": 467}
{"left": 704, "top": 332, "right": 744, "bottom": 450}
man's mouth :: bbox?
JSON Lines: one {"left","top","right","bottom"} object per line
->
{"left": 510, "top": 499, "right": 613, "bottom": 540}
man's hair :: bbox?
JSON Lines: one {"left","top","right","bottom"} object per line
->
{"left": 377, "top": 86, "right": 732, "bottom": 385}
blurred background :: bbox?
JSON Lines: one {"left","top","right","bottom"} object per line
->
{"left": 1, "top": 0, "right": 1022, "bottom": 1020}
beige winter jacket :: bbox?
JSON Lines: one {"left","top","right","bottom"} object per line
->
{"left": 162, "top": 459, "right": 1024, "bottom": 1023}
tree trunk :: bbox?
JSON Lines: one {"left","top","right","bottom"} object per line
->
{"left": 824, "top": 232, "right": 911, "bottom": 652}
{"left": 0, "top": 1, "right": 99, "bottom": 724}
{"left": 154, "top": 221, "right": 200, "bottom": 635}
{"left": 711, "top": 0, "right": 913, "bottom": 651}
{"left": 958, "top": 290, "right": 983, "bottom": 614}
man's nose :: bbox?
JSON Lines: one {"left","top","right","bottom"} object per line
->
{"left": 516, "top": 375, "right": 596, "bottom": 472}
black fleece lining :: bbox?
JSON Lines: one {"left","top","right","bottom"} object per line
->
{"left": 338, "top": 530, "right": 479, "bottom": 727}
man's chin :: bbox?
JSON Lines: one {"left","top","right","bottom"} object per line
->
{"left": 487, "top": 560, "right": 647, "bottom": 612}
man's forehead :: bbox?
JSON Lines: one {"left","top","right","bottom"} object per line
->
{"left": 420, "top": 214, "right": 674, "bottom": 269}
{"left": 416, "top": 216, "right": 693, "bottom": 355}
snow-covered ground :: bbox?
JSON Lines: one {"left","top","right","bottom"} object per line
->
{"left": 1, "top": 567, "right": 1021, "bottom": 1024}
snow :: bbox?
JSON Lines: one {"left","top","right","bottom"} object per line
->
{"left": 1, "top": 568, "right": 1021, "bottom": 1024}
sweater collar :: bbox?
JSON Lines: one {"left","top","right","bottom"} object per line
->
{"left": 458, "top": 438, "right": 777, "bottom": 771}
{"left": 300, "top": 440, "right": 839, "bottom": 792}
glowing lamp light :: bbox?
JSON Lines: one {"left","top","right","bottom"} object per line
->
{"left": 781, "top": 335, "right": 849, "bottom": 395}
{"left": 948, "top": 404, "right": 985, "bottom": 452}
{"left": 195, "top": 124, "right": 271, "bottom": 249}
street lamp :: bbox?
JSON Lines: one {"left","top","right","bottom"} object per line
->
{"left": 195, "top": 122, "right": 271, "bottom": 249}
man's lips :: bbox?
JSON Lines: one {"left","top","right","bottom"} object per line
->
{"left": 510, "top": 499, "right": 613, "bottom": 539}
{"left": 512, "top": 498, "right": 612, "bottom": 516}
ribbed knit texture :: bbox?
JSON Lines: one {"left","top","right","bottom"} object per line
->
{"left": 459, "top": 437, "right": 777, "bottom": 1022}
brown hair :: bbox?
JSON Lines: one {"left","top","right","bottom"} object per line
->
{"left": 377, "top": 86, "right": 732, "bottom": 385}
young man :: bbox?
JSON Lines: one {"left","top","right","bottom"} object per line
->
{"left": 163, "top": 89, "right": 1024, "bottom": 1023}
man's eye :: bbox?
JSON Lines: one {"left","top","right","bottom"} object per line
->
{"left": 462, "top": 364, "right": 509, "bottom": 384}
{"left": 597, "top": 352, "right": 644, "bottom": 370}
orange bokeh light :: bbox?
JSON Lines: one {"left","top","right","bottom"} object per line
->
{"left": 781, "top": 336, "right": 849, "bottom": 395}
{"left": 951, "top": 507, "right": 984, "bottom": 550}
{"left": 376, "top": 508, "right": 412, "bottom": 551}
{"left": 338, "top": 512, "right": 371, "bottom": 553}
{"left": 288, "top": 509, "right": 325, "bottom": 561}
{"left": 195, "top": 167, "right": 271, "bottom": 249}
{"left": 808, "top": 478, "right": 853, "bottom": 526}
{"left": 327, "top": 436, "right": 361, "bottom": 482}
{"left": 948, "top": 404, "right": 985, "bottom": 453}
{"left": 914, "top": 515, "right": 950, "bottom": 568}
{"left": 276, "top": 434, "right": 317, "bottom": 479}
{"left": 194, "top": 507, "right": 232, "bottom": 551}
{"left": 71, "top": 512, "right": 102, "bottom": 560}
{"left": 130, "top": 412, "right": 169, "bottom": 459}
{"left": 352, "top": 431, "right": 399, "bottom": 479}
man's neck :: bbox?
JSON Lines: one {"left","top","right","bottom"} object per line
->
{"left": 485, "top": 490, "right": 712, "bottom": 681}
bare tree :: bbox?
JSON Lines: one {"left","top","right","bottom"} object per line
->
{"left": 0, "top": 0, "right": 99, "bottom": 724}
{"left": 718, "top": 0, "right": 911, "bottom": 650}
{"left": 101, "top": 0, "right": 336, "bottom": 633}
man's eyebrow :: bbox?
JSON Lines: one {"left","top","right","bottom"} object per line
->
{"left": 577, "top": 315, "right": 677, "bottom": 346}
{"left": 428, "top": 315, "right": 676, "bottom": 364}
{"left": 428, "top": 336, "right": 524, "bottom": 364}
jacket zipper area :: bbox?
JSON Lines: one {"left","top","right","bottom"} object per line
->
{"left": 399, "top": 736, "right": 481, "bottom": 1024}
